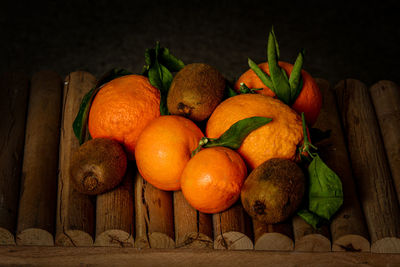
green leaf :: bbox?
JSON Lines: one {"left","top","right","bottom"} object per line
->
{"left": 144, "top": 42, "right": 184, "bottom": 115}
{"left": 73, "top": 68, "right": 132, "bottom": 145}
{"left": 160, "top": 47, "right": 185, "bottom": 72}
{"left": 308, "top": 155, "right": 343, "bottom": 220}
{"left": 248, "top": 58, "right": 274, "bottom": 89}
{"left": 142, "top": 48, "right": 154, "bottom": 75}
{"left": 148, "top": 62, "right": 173, "bottom": 94}
{"left": 288, "top": 50, "right": 304, "bottom": 105}
{"left": 267, "top": 30, "right": 291, "bottom": 105}
{"left": 297, "top": 209, "right": 324, "bottom": 229}
{"left": 204, "top": 117, "right": 272, "bottom": 150}
{"left": 270, "top": 26, "right": 280, "bottom": 60}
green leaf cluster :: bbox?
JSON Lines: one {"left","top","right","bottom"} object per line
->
{"left": 73, "top": 68, "right": 133, "bottom": 145}
{"left": 142, "top": 42, "right": 185, "bottom": 115}
{"left": 297, "top": 113, "right": 343, "bottom": 228}
{"left": 248, "top": 27, "right": 304, "bottom": 106}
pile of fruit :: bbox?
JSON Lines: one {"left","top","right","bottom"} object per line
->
{"left": 70, "top": 28, "right": 343, "bottom": 228}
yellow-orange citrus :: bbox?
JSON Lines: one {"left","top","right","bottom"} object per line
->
{"left": 206, "top": 94, "right": 303, "bottom": 170}
{"left": 135, "top": 115, "right": 204, "bottom": 191}
{"left": 88, "top": 75, "right": 160, "bottom": 159}
{"left": 181, "top": 147, "right": 247, "bottom": 214}
{"left": 235, "top": 61, "right": 322, "bottom": 126}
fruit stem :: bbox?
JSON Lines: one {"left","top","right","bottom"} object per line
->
{"left": 191, "top": 137, "right": 209, "bottom": 157}
{"left": 299, "top": 112, "right": 317, "bottom": 159}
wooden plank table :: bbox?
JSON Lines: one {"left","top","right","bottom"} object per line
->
{"left": 1, "top": 71, "right": 400, "bottom": 265}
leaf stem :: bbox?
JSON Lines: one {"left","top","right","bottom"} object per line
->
{"left": 300, "top": 112, "right": 317, "bottom": 159}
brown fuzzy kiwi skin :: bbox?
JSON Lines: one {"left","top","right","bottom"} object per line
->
{"left": 240, "top": 158, "right": 305, "bottom": 224}
{"left": 167, "top": 63, "right": 226, "bottom": 122}
{"left": 69, "top": 138, "right": 127, "bottom": 195}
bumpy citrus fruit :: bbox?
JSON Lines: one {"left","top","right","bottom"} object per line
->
{"left": 206, "top": 94, "right": 303, "bottom": 169}
{"left": 88, "top": 75, "right": 160, "bottom": 159}
{"left": 181, "top": 147, "right": 247, "bottom": 213}
{"left": 235, "top": 61, "right": 322, "bottom": 126}
{"left": 135, "top": 115, "right": 204, "bottom": 191}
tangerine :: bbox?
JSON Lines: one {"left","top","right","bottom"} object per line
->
{"left": 234, "top": 61, "right": 322, "bottom": 126}
{"left": 181, "top": 147, "right": 247, "bottom": 214}
{"left": 88, "top": 75, "right": 160, "bottom": 159}
{"left": 206, "top": 94, "right": 303, "bottom": 170}
{"left": 135, "top": 115, "right": 204, "bottom": 191}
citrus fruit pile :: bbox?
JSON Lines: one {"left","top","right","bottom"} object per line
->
{"left": 72, "top": 28, "right": 342, "bottom": 227}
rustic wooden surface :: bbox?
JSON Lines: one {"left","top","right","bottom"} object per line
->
{"left": 2, "top": 246, "right": 400, "bottom": 266}
{"left": 16, "top": 71, "right": 63, "bottom": 246}
{"left": 213, "top": 202, "right": 253, "bottom": 250}
{"left": 0, "top": 72, "right": 29, "bottom": 246}
{"left": 174, "top": 191, "right": 213, "bottom": 249}
{"left": 95, "top": 164, "right": 135, "bottom": 247}
{"left": 134, "top": 171, "right": 175, "bottom": 249}
{"left": 292, "top": 215, "right": 331, "bottom": 252}
{"left": 3, "top": 71, "right": 400, "bottom": 265}
{"left": 335, "top": 79, "right": 400, "bottom": 253}
{"left": 369, "top": 80, "right": 400, "bottom": 206}
{"left": 253, "top": 220, "right": 293, "bottom": 251}
{"left": 313, "top": 78, "right": 370, "bottom": 252}
{"left": 55, "top": 71, "right": 97, "bottom": 246}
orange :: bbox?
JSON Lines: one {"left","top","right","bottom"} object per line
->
{"left": 88, "top": 75, "right": 160, "bottom": 159}
{"left": 235, "top": 61, "right": 322, "bottom": 126}
{"left": 206, "top": 94, "right": 303, "bottom": 170}
{"left": 181, "top": 147, "right": 247, "bottom": 214}
{"left": 135, "top": 115, "right": 204, "bottom": 191}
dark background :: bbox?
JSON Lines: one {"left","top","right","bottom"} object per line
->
{"left": 1, "top": 1, "right": 399, "bottom": 87}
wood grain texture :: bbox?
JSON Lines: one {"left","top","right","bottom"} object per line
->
{"left": 213, "top": 201, "right": 253, "bottom": 250}
{"left": 0, "top": 72, "right": 29, "bottom": 245}
{"left": 16, "top": 71, "right": 63, "bottom": 246}
{"left": 173, "top": 191, "right": 213, "bottom": 249}
{"left": 2, "top": 247, "right": 400, "bottom": 266}
{"left": 95, "top": 164, "right": 134, "bottom": 247}
{"left": 370, "top": 80, "right": 400, "bottom": 204}
{"left": 134, "top": 171, "right": 174, "bottom": 249}
{"left": 55, "top": 71, "right": 96, "bottom": 246}
{"left": 253, "top": 220, "right": 293, "bottom": 251}
{"left": 313, "top": 78, "right": 370, "bottom": 252}
{"left": 292, "top": 215, "right": 331, "bottom": 251}
{"left": 335, "top": 78, "right": 400, "bottom": 253}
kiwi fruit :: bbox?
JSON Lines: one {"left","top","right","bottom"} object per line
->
{"left": 70, "top": 138, "right": 127, "bottom": 195}
{"left": 240, "top": 158, "right": 305, "bottom": 224}
{"left": 167, "top": 63, "right": 225, "bottom": 122}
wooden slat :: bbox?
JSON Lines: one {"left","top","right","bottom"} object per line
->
{"left": 253, "top": 220, "right": 293, "bottom": 251}
{"left": 173, "top": 191, "right": 213, "bottom": 249}
{"left": 16, "top": 71, "right": 63, "bottom": 246}
{"left": 292, "top": 215, "right": 331, "bottom": 251}
{"left": 55, "top": 71, "right": 97, "bottom": 246}
{"left": 335, "top": 78, "right": 400, "bottom": 253}
{"left": 213, "top": 201, "right": 253, "bottom": 250}
{"left": 0, "top": 72, "right": 29, "bottom": 246}
{"left": 313, "top": 78, "right": 370, "bottom": 252}
{"left": 369, "top": 80, "right": 400, "bottom": 204}
{"left": 94, "top": 164, "right": 134, "bottom": 247}
{"left": 2, "top": 247, "right": 400, "bottom": 266}
{"left": 134, "top": 171, "right": 175, "bottom": 249}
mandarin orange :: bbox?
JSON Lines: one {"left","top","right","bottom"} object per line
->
{"left": 206, "top": 94, "right": 303, "bottom": 170}
{"left": 135, "top": 115, "right": 204, "bottom": 191}
{"left": 88, "top": 75, "right": 160, "bottom": 159}
{"left": 181, "top": 147, "right": 247, "bottom": 214}
{"left": 234, "top": 61, "right": 322, "bottom": 126}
